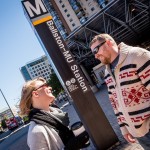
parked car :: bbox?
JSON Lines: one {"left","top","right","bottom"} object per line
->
{"left": 15, "top": 116, "right": 24, "bottom": 126}
{"left": 0, "top": 123, "right": 4, "bottom": 133}
{"left": 5, "top": 117, "right": 18, "bottom": 130}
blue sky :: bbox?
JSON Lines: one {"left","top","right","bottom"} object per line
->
{"left": 0, "top": 0, "right": 45, "bottom": 110}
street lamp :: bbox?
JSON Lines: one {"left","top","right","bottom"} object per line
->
{"left": 0, "top": 88, "right": 15, "bottom": 118}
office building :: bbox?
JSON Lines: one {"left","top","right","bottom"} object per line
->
{"left": 20, "top": 55, "right": 52, "bottom": 81}
{"left": 43, "top": 0, "right": 104, "bottom": 35}
{"left": 43, "top": 0, "right": 68, "bottom": 39}
{"left": 20, "top": 66, "right": 31, "bottom": 81}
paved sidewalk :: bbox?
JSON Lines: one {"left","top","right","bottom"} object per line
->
{"left": 60, "top": 84, "right": 144, "bottom": 150}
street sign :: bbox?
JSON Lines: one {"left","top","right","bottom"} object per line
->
{"left": 22, "top": 0, "right": 118, "bottom": 149}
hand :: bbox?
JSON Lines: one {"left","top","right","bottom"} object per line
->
{"left": 123, "top": 133, "right": 136, "bottom": 143}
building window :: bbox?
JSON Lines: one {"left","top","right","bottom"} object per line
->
{"left": 99, "top": 71, "right": 105, "bottom": 80}
{"left": 69, "top": 18, "right": 73, "bottom": 22}
{"left": 88, "top": 2, "right": 92, "bottom": 7}
{"left": 91, "top": 7, "right": 95, "bottom": 11}
{"left": 64, "top": 9, "right": 68, "bottom": 13}
{"left": 72, "top": 23, "right": 75, "bottom": 27}
{"left": 62, "top": 4, "right": 65, "bottom": 8}
{"left": 67, "top": 14, "right": 70, "bottom": 17}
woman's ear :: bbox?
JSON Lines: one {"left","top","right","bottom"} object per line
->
{"left": 32, "top": 91, "right": 39, "bottom": 98}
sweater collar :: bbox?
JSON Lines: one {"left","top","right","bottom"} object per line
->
{"left": 106, "top": 42, "right": 131, "bottom": 71}
{"left": 117, "top": 42, "right": 130, "bottom": 65}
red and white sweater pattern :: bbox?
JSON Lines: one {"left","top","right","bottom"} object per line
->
{"left": 104, "top": 43, "right": 150, "bottom": 137}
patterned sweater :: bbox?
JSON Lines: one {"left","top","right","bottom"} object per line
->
{"left": 104, "top": 43, "right": 150, "bottom": 137}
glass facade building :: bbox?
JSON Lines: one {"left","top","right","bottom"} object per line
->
{"left": 20, "top": 56, "right": 52, "bottom": 82}
{"left": 42, "top": 0, "right": 112, "bottom": 36}
{"left": 68, "top": 0, "right": 87, "bottom": 24}
{"left": 43, "top": 0, "right": 68, "bottom": 39}
{"left": 20, "top": 66, "right": 31, "bottom": 81}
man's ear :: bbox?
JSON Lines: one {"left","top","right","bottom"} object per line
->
{"left": 106, "top": 40, "right": 113, "bottom": 47}
{"left": 32, "top": 91, "right": 39, "bottom": 98}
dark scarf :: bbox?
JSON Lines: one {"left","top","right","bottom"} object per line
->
{"left": 29, "top": 108, "right": 74, "bottom": 146}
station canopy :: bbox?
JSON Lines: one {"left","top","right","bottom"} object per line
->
{"left": 65, "top": 0, "right": 150, "bottom": 68}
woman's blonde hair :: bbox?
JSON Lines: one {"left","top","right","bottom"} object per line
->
{"left": 19, "top": 77, "right": 46, "bottom": 115}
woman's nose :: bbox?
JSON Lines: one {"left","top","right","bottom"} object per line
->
{"left": 49, "top": 87, "right": 52, "bottom": 90}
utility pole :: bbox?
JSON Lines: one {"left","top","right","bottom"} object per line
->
{"left": 0, "top": 89, "right": 15, "bottom": 118}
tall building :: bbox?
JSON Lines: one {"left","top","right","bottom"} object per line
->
{"left": 52, "top": 0, "right": 81, "bottom": 32}
{"left": 43, "top": 0, "right": 68, "bottom": 39}
{"left": 20, "top": 66, "right": 31, "bottom": 81}
{"left": 43, "top": 0, "right": 104, "bottom": 35}
{"left": 20, "top": 55, "right": 52, "bottom": 81}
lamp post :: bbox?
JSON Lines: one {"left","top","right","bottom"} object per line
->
{"left": 0, "top": 89, "right": 15, "bottom": 118}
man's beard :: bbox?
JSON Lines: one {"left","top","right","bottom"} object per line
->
{"left": 99, "top": 57, "right": 111, "bottom": 64}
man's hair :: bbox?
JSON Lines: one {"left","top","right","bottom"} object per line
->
{"left": 89, "top": 33, "right": 116, "bottom": 47}
{"left": 19, "top": 77, "right": 46, "bottom": 115}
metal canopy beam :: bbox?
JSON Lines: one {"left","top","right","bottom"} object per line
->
{"left": 104, "top": 12, "right": 138, "bottom": 35}
{"left": 66, "top": 0, "right": 150, "bottom": 67}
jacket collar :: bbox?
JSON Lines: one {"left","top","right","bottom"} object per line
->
{"left": 117, "top": 42, "right": 131, "bottom": 66}
{"left": 106, "top": 42, "right": 131, "bottom": 71}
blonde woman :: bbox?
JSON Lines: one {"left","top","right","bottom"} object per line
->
{"left": 19, "top": 77, "right": 89, "bottom": 150}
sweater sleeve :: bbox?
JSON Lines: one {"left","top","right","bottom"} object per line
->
{"left": 108, "top": 91, "right": 129, "bottom": 136}
{"left": 28, "top": 124, "right": 49, "bottom": 150}
{"left": 136, "top": 50, "right": 150, "bottom": 91}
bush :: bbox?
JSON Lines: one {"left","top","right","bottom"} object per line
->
{"left": 48, "top": 70, "right": 64, "bottom": 97}
{"left": 1, "top": 119, "right": 7, "bottom": 129}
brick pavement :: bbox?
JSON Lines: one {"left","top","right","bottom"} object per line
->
{"left": 60, "top": 84, "right": 144, "bottom": 150}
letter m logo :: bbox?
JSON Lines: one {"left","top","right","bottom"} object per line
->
{"left": 22, "top": 0, "right": 47, "bottom": 18}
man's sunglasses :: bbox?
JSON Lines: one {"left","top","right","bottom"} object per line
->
{"left": 92, "top": 41, "right": 106, "bottom": 55}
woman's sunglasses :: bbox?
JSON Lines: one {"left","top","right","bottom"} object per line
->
{"left": 33, "top": 82, "right": 49, "bottom": 91}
